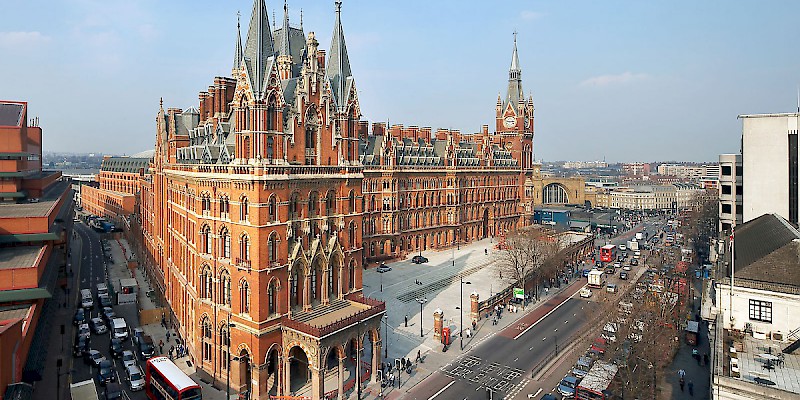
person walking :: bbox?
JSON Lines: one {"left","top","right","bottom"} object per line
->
{"left": 166, "top": 330, "right": 171, "bottom": 343}
{"left": 703, "top": 353, "right": 709, "bottom": 366}
{"left": 416, "top": 350, "right": 421, "bottom": 363}
{"left": 688, "top": 381, "right": 694, "bottom": 396}
{"left": 158, "top": 339, "right": 164, "bottom": 355}
{"left": 679, "top": 377, "right": 685, "bottom": 392}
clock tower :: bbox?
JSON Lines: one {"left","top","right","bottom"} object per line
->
{"left": 495, "top": 33, "right": 534, "bottom": 169}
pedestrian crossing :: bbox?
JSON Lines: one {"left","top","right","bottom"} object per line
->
{"left": 441, "top": 355, "right": 529, "bottom": 398}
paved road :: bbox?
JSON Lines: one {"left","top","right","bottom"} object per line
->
{"left": 402, "top": 281, "right": 596, "bottom": 400}
{"left": 69, "top": 222, "right": 147, "bottom": 400}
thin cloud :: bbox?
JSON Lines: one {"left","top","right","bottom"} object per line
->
{"left": 580, "top": 72, "right": 649, "bottom": 87}
{"left": 520, "top": 11, "right": 544, "bottom": 21}
{"left": 0, "top": 31, "right": 50, "bottom": 48}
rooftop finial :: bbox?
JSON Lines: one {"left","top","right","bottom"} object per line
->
{"left": 237, "top": 10, "right": 241, "bottom": 30}
{"left": 335, "top": 1, "right": 342, "bottom": 14}
{"left": 797, "top": 86, "right": 799, "bottom": 113}
{"left": 513, "top": 30, "right": 517, "bottom": 44}
{"left": 159, "top": 97, "right": 163, "bottom": 108}
{"left": 300, "top": 9, "right": 303, "bottom": 29}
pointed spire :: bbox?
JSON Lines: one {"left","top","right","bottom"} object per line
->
{"left": 243, "top": 0, "right": 275, "bottom": 96}
{"left": 233, "top": 11, "right": 244, "bottom": 74}
{"left": 280, "top": 0, "right": 291, "bottom": 57}
{"left": 327, "top": 1, "right": 353, "bottom": 112}
{"left": 300, "top": 9, "right": 303, "bottom": 29}
{"left": 505, "top": 31, "right": 524, "bottom": 113}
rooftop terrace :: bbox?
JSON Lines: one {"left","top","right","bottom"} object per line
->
{"left": 0, "top": 245, "right": 45, "bottom": 271}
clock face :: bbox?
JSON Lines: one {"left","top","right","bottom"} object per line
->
{"left": 503, "top": 116, "right": 516, "bottom": 128}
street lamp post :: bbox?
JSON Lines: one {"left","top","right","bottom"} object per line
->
{"left": 227, "top": 320, "right": 236, "bottom": 400}
{"left": 460, "top": 278, "right": 471, "bottom": 350}
{"left": 415, "top": 298, "right": 426, "bottom": 337}
{"left": 383, "top": 314, "right": 389, "bottom": 359}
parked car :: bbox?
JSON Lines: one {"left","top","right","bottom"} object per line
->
{"left": 582, "top": 269, "right": 591, "bottom": 277}
{"left": 73, "top": 308, "right": 86, "bottom": 326}
{"left": 90, "top": 317, "right": 108, "bottom": 335}
{"left": 73, "top": 335, "right": 90, "bottom": 357}
{"left": 97, "top": 359, "right": 115, "bottom": 385}
{"left": 109, "top": 338, "right": 124, "bottom": 359}
{"left": 631, "top": 258, "right": 639, "bottom": 266}
{"left": 590, "top": 337, "right": 607, "bottom": 355}
{"left": 131, "top": 327, "right": 145, "bottom": 347}
{"left": 539, "top": 395, "right": 558, "bottom": 400}
{"left": 77, "top": 323, "right": 91, "bottom": 338}
{"left": 557, "top": 376, "right": 579, "bottom": 397}
{"left": 84, "top": 349, "right": 106, "bottom": 367}
{"left": 622, "top": 265, "right": 632, "bottom": 271}
{"left": 579, "top": 288, "right": 592, "bottom": 298}
{"left": 138, "top": 335, "right": 155, "bottom": 360}
{"left": 98, "top": 294, "right": 113, "bottom": 308}
{"left": 606, "top": 283, "right": 618, "bottom": 293}
{"left": 126, "top": 365, "right": 145, "bottom": 391}
{"left": 376, "top": 264, "right": 391, "bottom": 273}
{"left": 411, "top": 255, "right": 428, "bottom": 264}
{"left": 96, "top": 283, "right": 109, "bottom": 298}
{"left": 572, "top": 356, "right": 593, "bottom": 378}
{"left": 605, "top": 267, "right": 615, "bottom": 275}
{"left": 104, "top": 383, "right": 123, "bottom": 400}
{"left": 101, "top": 307, "right": 116, "bottom": 324}
{"left": 122, "top": 350, "right": 137, "bottom": 369}
{"left": 619, "top": 272, "right": 629, "bottom": 280}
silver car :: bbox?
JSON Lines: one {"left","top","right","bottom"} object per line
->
{"left": 122, "top": 350, "right": 137, "bottom": 369}
{"left": 126, "top": 365, "right": 145, "bottom": 391}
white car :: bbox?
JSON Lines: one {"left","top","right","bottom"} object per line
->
{"left": 622, "top": 265, "right": 632, "bottom": 271}
{"left": 122, "top": 350, "right": 137, "bottom": 369}
{"left": 579, "top": 288, "right": 592, "bottom": 298}
{"left": 126, "top": 365, "right": 145, "bottom": 391}
{"left": 619, "top": 244, "right": 627, "bottom": 251}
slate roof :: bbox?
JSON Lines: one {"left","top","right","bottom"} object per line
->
{"left": 733, "top": 213, "right": 800, "bottom": 288}
{"left": 327, "top": 2, "right": 353, "bottom": 112}
{"left": 0, "top": 103, "right": 24, "bottom": 127}
{"left": 101, "top": 157, "right": 150, "bottom": 174}
{"left": 242, "top": 0, "right": 274, "bottom": 98}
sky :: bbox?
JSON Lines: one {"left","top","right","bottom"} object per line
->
{"left": 2, "top": 1, "right": 800, "bottom": 163}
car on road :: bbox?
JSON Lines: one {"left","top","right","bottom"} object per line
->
{"left": 73, "top": 308, "right": 86, "bottom": 326}
{"left": 138, "top": 335, "right": 155, "bottom": 360}
{"left": 411, "top": 255, "right": 428, "bottom": 264}
{"left": 619, "top": 272, "right": 629, "bottom": 280}
{"left": 376, "top": 264, "right": 391, "bottom": 273}
{"left": 98, "top": 294, "right": 113, "bottom": 308}
{"left": 131, "top": 327, "right": 144, "bottom": 346}
{"left": 104, "top": 382, "right": 123, "bottom": 400}
{"left": 96, "top": 359, "right": 115, "bottom": 385}
{"left": 613, "top": 262, "right": 621, "bottom": 269}
{"left": 579, "top": 288, "right": 592, "bottom": 298}
{"left": 73, "top": 335, "right": 90, "bottom": 357}
{"left": 90, "top": 317, "right": 108, "bottom": 335}
{"left": 109, "top": 338, "right": 124, "bottom": 359}
{"left": 84, "top": 349, "right": 106, "bottom": 367}
{"left": 125, "top": 365, "right": 145, "bottom": 391}
{"left": 622, "top": 265, "right": 631, "bottom": 271}
{"left": 581, "top": 269, "right": 590, "bottom": 277}
{"left": 96, "top": 283, "right": 109, "bottom": 298}
{"left": 619, "top": 244, "right": 627, "bottom": 251}
{"left": 557, "top": 376, "right": 579, "bottom": 397}
{"left": 605, "top": 267, "right": 615, "bottom": 275}
{"left": 122, "top": 350, "right": 137, "bottom": 369}
{"left": 77, "top": 323, "right": 91, "bottom": 338}
{"left": 101, "top": 307, "right": 116, "bottom": 324}
{"left": 606, "top": 283, "right": 618, "bottom": 293}
{"left": 539, "top": 394, "right": 558, "bottom": 400}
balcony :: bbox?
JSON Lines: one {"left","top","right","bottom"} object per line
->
{"left": 282, "top": 293, "right": 385, "bottom": 339}
{"left": 235, "top": 258, "right": 251, "bottom": 269}
{"left": 169, "top": 163, "right": 363, "bottom": 177}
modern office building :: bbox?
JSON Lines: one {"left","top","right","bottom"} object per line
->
{"left": 0, "top": 101, "right": 73, "bottom": 396}
{"left": 718, "top": 153, "right": 743, "bottom": 232}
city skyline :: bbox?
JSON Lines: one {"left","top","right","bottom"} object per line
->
{"left": 2, "top": 0, "right": 799, "bottom": 161}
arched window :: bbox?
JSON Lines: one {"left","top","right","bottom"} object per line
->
{"left": 348, "top": 190, "right": 356, "bottom": 213}
{"left": 199, "top": 266, "right": 212, "bottom": 299}
{"left": 219, "top": 227, "right": 231, "bottom": 259}
{"left": 240, "top": 196, "right": 249, "bottom": 222}
{"left": 543, "top": 183, "right": 569, "bottom": 204}
{"left": 348, "top": 260, "right": 356, "bottom": 292}
{"left": 219, "top": 270, "right": 231, "bottom": 306}
{"left": 348, "top": 221, "right": 356, "bottom": 248}
{"left": 201, "top": 317, "right": 212, "bottom": 361}
{"left": 200, "top": 225, "right": 212, "bottom": 254}
{"left": 239, "top": 279, "right": 250, "bottom": 314}
{"left": 267, "top": 233, "right": 278, "bottom": 264}
{"left": 266, "top": 136, "right": 274, "bottom": 160}
{"left": 266, "top": 95, "right": 278, "bottom": 131}
{"left": 325, "top": 191, "right": 336, "bottom": 216}
{"left": 289, "top": 192, "right": 300, "bottom": 219}
{"left": 308, "top": 192, "right": 319, "bottom": 217}
{"left": 243, "top": 136, "right": 251, "bottom": 159}
{"left": 239, "top": 234, "right": 250, "bottom": 263}
{"left": 219, "top": 325, "right": 230, "bottom": 370}
{"left": 267, "top": 281, "right": 277, "bottom": 315}
{"left": 268, "top": 195, "right": 277, "bottom": 221}
{"left": 220, "top": 196, "right": 230, "bottom": 219}
{"left": 201, "top": 194, "right": 211, "bottom": 215}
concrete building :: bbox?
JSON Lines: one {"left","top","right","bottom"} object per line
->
{"left": 610, "top": 185, "right": 676, "bottom": 210}
{"left": 719, "top": 153, "right": 743, "bottom": 233}
{"left": 621, "top": 162, "right": 651, "bottom": 176}
{"left": 0, "top": 101, "right": 73, "bottom": 396}
{"left": 739, "top": 113, "right": 800, "bottom": 225}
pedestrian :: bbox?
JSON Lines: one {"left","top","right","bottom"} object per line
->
{"left": 405, "top": 315, "right": 408, "bottom": 327}
{"left": 168, "top": 345, "right": 174, "bottom": 359}
{"left": 166, "top": 330, "right": 170, "bottom": 342}
{"left": 161, "top": 315, "right": 166, "bottom": 328}
{"left": 679, "top": 377, "right": 685, "bottom": 392}
{"left": 472, "top": 320, "right": 477, "bottom": 331}
{"left": 159, "top": 339, "right": 164, "bottom": 354}
{"left": 678, "top": 368, "right": 686, "bottom": 379}
{"left": 485, "top": 249, "right": 488, "bottom": 255}
{"left": 416, "top": 350, "right": 421, "bottom": 362}
{"left": 688, "top": 381, "right": 694, "bottom": 396}
{"left": 703, "top": 353, "right": 709, "bottom": 366}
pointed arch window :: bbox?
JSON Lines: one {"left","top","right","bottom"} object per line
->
{"left": 267, "top": 233, "right": 278, "bottom": 264}
{"left": 348, "top": 261, "right": 356, "bottom": 292}
{"left": 268, "top": 195, "right": 278, "bottom": 221}
{"left": 326, "top": 191, "right": 336, "bottom": 216}
{"left": 348, "top": 190, "right": 356, "bottom": 213}
{"left": 239, "top": 234, "right": 250, "bottom": 264}
{"left": 268, "top": 281, "right": 277, "bottom": 315}
{"left": 219, "top": 227, "right": 231, "bottom": 259}
{"left": 219, "top": 325, "right": 230, "bottom": 370}
{"left": 267, "top": 96, "right": 278, "bottom": 131}
{"left": 266, "top": 136, "right": 274, "bottom": 160}
{"left": 240, "top": 196, "right": 249, "bottom": 222}
{"left": 200, "top": 225, "right": 212, "bottom": 254}
{"left": 239, "top": 279, "right": 250, "bottom": 314}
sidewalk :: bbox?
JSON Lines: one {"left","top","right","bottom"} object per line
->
{"left": 359, "top": 238, "right": 587, "bottom": 400}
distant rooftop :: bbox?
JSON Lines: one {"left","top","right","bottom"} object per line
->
{"left": 0, "top": 102, "right": 24, "bottom": 127}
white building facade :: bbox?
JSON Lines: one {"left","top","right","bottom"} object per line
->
{"left": 719, "top": 153, "right": 743, "bottom": 233}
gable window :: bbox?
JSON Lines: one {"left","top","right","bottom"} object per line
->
{"left": 749, "top": 299, "right": 772, "bottom": 323}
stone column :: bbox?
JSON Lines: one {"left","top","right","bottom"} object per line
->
{"left": 337, "top": 356, "right": 345, "bottom": 400}
{"left": 470, "top": 292, "right": 480, "bottom": 323}
{"left": 372, "top": 339, "right": 381, "bottom": 383}
{"left": 433, "top": 309, "right": 444, "bottom": 341}
{"left": 283, "top": 356, "right": 291, "bottom": 396}
{"left": 305, "top": 273, "right": 312, "bottom": 311}
{"left": 311, "top": 366, "right": 324, "bottom": 400}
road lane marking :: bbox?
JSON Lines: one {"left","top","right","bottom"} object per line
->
{"left": 428, "top": 380, "right": 455, "bottom": 400}
{"left": 514, "top": 288, "right": 578, "bottom": 340}
{"left": 533, "top": 388, "right": 542, "bottom": 398}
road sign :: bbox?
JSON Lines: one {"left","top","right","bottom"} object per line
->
{"left": 513, "top": 287, "right": 524, "bottom": 299}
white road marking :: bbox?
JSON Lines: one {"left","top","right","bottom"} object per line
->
{"left": 428, "top": 380, "right": 456, "bottom": 400}
{"left": 514, "top": 289, "right": 577, "bottom": 340}
{"left": 532, "top": 388, "right": 542, "bottom": 397}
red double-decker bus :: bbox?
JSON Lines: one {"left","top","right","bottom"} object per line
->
{"left": 145, "top": 356, "right": 202, "bottom": 400}
{"left": 599, "top": 244, "right": 616, "bottom": 263}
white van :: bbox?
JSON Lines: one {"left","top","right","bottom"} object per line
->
{"left": 112, "top": 318, "right": 129, "bottom": 340}
{"left": 96, "top": 283, "right": 108, "bottom": 298}
{"left": 80, "top": 289, "right": 94, "bottom": 309}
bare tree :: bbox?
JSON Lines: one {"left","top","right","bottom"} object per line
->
{"left": 496, "top": 227, "right": 560, "bottom": 303}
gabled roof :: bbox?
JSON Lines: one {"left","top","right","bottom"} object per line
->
{"left": 242, "top": 0, "right": 274, "bottom": 97}
{"left": 733, "top": 213, "right": 800, "bottom": 288}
